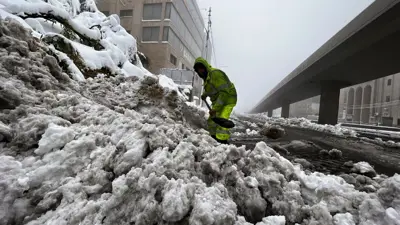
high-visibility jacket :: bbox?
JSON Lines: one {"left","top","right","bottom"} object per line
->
{"left": 195, "top": 57, "right": 237, "bottom": 141}
{"left": 195, "top": 57, "right": 237, "bottom": 112}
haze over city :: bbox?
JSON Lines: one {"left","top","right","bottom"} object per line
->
{"left": 198, "top": 0, "right": 374, "bottom": 112}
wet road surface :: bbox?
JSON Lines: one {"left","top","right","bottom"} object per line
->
{"left": 231, "top": 117, "right": 400, "bottom": 177}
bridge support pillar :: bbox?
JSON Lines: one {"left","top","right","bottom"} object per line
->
{"left": 318, "top": 83, "right": 341, "bottom": 125}
{"left": 281, "top": 104, "right": 290, "bottom": 118}
{"left": 267, "top": 110, "right": 273, "bottom": 117}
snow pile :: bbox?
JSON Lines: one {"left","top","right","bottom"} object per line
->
{"left": 245, "top": 113, "right": 358, "bottom": 137}
{"left": 0, "top": 0, "right": 150, "bottom": 80}
{"left": 2, "top": 17, "right": 400, "bottom": 225}
{"left": 352, "top": 162, "right": 377, "bottom": 177}
{"left": 328, "top": 149, "right": 343, "bottom": 159}
{"left": 242, "top": 121, "right": 259, "bottom": 130}
{"left": 232, "top": 129, "right": 260, "bottom": 137}
{"left": 259, "top": 124, "right": 286, "bottom": 139}
{"left": 246, "top": 129, "right": 259, "bottom": 136}
{"left": 360, "top": 137, "right": 400, "bottom": 148}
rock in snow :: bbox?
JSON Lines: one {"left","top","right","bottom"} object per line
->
{"left": 352, "top": 161, "right": 377, "bottom": 178}
{"left": 0, "top": 1, "right": 400, "bottom": 225}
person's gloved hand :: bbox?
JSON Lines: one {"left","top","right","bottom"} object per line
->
{"left": 209, "top": 109, "right": 216, "bottom": 117}
{"left": 201, "top": 94, "right": 207, "bottom": 101}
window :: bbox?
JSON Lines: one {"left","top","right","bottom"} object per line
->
{"left": 162, "top": 27, "right": 169, "bottom": 41}
{"left": 142, "top": 27, "right": 160, "bottom": 41}
{"left": 166, "top": 4, "right": 202, "bottom": 58}
{"left": 101, "top": 11, "right": 109, "bottom": 16}
{"left": 143, "top": 3, "right": 162, "bottom": 20}
{"left": 170, "top": 54, "right": 177, "bottom": 65}
{"left": 165, "top": 2, "right": 172, "bottom": 19}
{"left": 163, "top": 26, "right": 196, "bottom": 65}
{"left": 386, "top": 96, "right": 391, "bottom": 102}
{"left": 387, "top": 79, "right": 392, "bottom": 86}
{"left": 182, "top": 64, "right": 185, "bottom": 69}
{"left": 120, "top": 9, "right": 133, "bottom": 17}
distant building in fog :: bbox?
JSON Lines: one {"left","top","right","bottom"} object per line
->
{"left": 290, "top": 96, "right": 320, "bottom": 119}
{"left": 338, "top": 72, "right": 400, "bottom": 126}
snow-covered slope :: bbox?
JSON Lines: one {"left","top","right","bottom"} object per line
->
{"left": 0, "top": 0, "right": 151, "bottom": 80}
{"left": 1, "top": 17, "right": 400, "bottom": 225}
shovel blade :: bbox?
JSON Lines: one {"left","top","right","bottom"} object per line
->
{"left": 212, "top": 117, "right": 235, "bottom": 128}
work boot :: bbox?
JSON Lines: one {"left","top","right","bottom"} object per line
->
{"left": 216, "top": 139, "right": 229, "bottom": 144}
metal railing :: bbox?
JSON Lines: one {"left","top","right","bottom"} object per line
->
{"left": 159, "top": 68, "right": 203, "bottom": 105}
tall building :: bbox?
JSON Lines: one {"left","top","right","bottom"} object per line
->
{"left": 338, "top": 72, "right": 400, "bottom": 126}
{"left": 97, "top": 0, "right": 211, "bottom": 74}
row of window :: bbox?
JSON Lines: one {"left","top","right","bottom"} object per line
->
{"left": 102, "top": 3, "right": 170, "bottom": 20}
{"left": 142, "top": 26, "right": 194, "bottom": 60}
{"left": 101, "top": 3, "right": 202, "bottom": 58}
{"left": 167, "top": 3, "right": 202, "bottom": 57}
{"left": 169, "top": 54, "right": 189, "bottom": 70}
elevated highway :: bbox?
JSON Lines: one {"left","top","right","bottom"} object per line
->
{"left": 251, "top": 0, "right": 400, "bottom": 125}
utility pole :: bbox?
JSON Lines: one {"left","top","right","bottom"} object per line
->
{"left": 204, "top": 7, "right": 212, "bottom": 61}
{"left": 199, "top": 7, "right": 212, "bottom": 108}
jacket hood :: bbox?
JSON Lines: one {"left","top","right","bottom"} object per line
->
{"left": 194, "top": 57, "right": 212, "bottom": 72}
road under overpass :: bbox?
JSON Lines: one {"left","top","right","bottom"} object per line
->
{"left": 251, "top": 0, "right": 400, "bottom": 125}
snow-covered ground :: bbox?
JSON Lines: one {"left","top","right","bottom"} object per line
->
{"left": 244, "top": 113, "right": 358, "bottom": 137}
{"left": 240, "top": 113, "right": 400, "bottom": 148}
{"left": 1, "top": 1, "right": 400, "bottom": 225}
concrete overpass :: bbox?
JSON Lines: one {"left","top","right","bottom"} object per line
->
{"left": 251, "top": 0, "right": 400, "bottom": 125}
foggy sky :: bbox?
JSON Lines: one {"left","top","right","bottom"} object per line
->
{"left": 197, "top": 0, "right": 374, "bottom": 112}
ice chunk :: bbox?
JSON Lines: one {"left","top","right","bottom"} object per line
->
{"left": 35, "top": 123, "right": 75, "bottom": 155}
{"left": 385, "top": 207, "right": 400, "bottom": 224}
{"left": 158, "top": 75, "right": 181, "bottom": 95}
{"left": 352, "top": 161, "right": 376, "bottom": 177}
{"left": 333, "top": 213, "right": 355, "bottom": 225}
{"left": 162, "top": 179, "right": 192, "bottom": 222}
{"left": 256, "top": 216, "right": 285, "bottom": 225}
{"left": 189, "top": 185, "right": 237, "bottom": 225}
{"left": 0, "top": 121, "right": 12, "bottom": 141}
{"left": 329, "top": 149, "right": 343, "bottom": 159}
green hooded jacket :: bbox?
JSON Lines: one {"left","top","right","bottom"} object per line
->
{"left": 195, "top": 57, "right": 237, "bottom": 112}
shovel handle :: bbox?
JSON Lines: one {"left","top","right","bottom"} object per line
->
{"left": 203, "top": 100, "right": 212, "bottom": 110}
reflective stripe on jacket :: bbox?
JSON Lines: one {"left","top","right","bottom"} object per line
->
{"left": 195, "top": 57, "right": 237, "bottom": 112}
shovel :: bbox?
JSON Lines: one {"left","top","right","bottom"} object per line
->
{"left": 203, "top": 100, "right": 235, "bottom": 128}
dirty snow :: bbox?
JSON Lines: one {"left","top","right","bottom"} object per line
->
{"left": 233, "top": 129, "right": 259, "bottom": 137}
{"left": 1, "top": 2, "right": 400, "bottom": 225}
{"left": 352, "top": 162, "right": 376, "bottom": 175}
{"left": 244, "top": 113, "right": 358, "bottom": 137}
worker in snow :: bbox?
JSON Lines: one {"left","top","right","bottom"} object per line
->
{"left": 193, "top": 57, "right": 237, "bottom": 144}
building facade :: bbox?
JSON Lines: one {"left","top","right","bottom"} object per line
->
{"left": 338, "top": 72, "right": 400, "bottom": 126}
{"left": 97, "top": 0, "right": 210, "bottom": 74}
